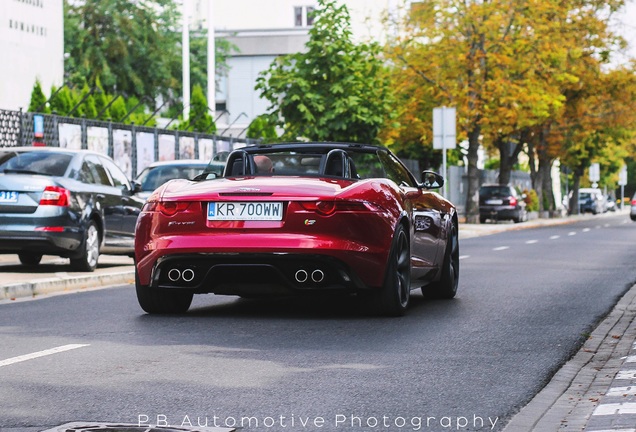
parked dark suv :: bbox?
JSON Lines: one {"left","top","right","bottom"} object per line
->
{"left": 0, "top": 147, "right": 144, "bottom": 271}
{"left": 479, "top": 184, "right": 527, "bottom": 223}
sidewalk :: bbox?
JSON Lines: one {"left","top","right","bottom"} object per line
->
{"left": 0, "top": 211, "right": 634, "bottom": 431}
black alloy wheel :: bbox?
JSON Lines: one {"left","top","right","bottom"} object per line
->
{"left": 374, "top": 224, "right": 411, "bottom": 317}
{"left": 423, "top": 223, "right": 459, "bottom": 299}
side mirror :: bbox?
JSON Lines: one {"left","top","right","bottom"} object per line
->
{"left": 420, "top": 171, "right": 444, "bottom": 190}
{"left": 132, "top": 181, "right": 142, "bottom": 194}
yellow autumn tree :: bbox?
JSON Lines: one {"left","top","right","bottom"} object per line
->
{"left": 383, "top": 0, "right": 626, "bottom": 222}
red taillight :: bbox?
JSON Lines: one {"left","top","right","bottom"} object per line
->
{"left": 299, "top": 200, "right": 379, "bottom": 216}
{"left": 509, "top": 196, "right": 517, "bottom": 206}
{"left": 632, "top": 199, "right": 636, "bottom": 206}
{"left": 39, "top": 186, "right": 70, "bottom": 206}
{"left": 157, "top": 201, "right": 191, "bottom": 216}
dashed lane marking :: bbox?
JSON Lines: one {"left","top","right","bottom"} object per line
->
{"left": 550, "top": 235, "right": 560, "bottom": 240}
{"left": 459, "top": 255, "right": 470, "bottom": 260}
{"left": 526, "top": 240, "right": 538, "bottom": 244}
{"left": 583, "top": 228, "right": 591, "bottom": 232}
{"left": 605, "top": 386, "right": 636, "bottom": 397}
{"left": 493, "top": 246, "right": 509, "bottom": 251}
{"left": 592, "top": 402, "right": 636, "bottom": 415}
{"left": 0, "top": 344, "right": 89, "bottom": 368}
{"left": 568, "top": 232, "right": 577, "bottom": 236}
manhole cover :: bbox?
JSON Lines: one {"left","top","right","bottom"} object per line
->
{"left": 41, "top": 423, "right": 234, "bottom": 432}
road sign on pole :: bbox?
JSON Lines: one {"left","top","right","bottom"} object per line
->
{"left": 433, "top": 107, "right": 456, "bottom": 197}
{"left": 619, "top": 165, "right": 628, "bottom": 210}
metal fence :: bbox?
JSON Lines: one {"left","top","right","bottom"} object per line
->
{"left": 0, "top": 108, "right": 261, "bottom": 179}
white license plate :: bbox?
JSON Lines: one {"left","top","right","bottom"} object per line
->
{"left": 0, "top": 191, "right": 18, "bottom": 203}
{"left": 485, "top": 199, "right": 503, "bottom": 205}
{"left": 207, "top": 201, "right": 283, "bottom": 221}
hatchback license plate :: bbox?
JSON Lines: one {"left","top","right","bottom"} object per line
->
{"left": 0, "top": 191, "right": 18, "bottom": 203}
{"left": 485, "top": 199, "right": 503, "bottom": 205}
{"left": 208, "top": 201, "right": 283, "bottom": 221}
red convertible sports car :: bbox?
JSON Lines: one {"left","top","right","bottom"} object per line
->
{"left": 134, "top": 142, "right": 459, "bottom": 316}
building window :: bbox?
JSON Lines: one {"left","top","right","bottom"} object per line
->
{"left": 294, "top": 5, "right": 315, "bottom": 27}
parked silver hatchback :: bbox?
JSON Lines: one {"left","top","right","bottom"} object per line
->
{"left": 0, "top": 147, "right": 144, "bottom": 271}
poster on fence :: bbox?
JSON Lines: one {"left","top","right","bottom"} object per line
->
{"left": 136, "top": 132, "right": 155, "bottom": 174}
{"left": 158, "top": 134, "right": 175, "bottom": 161}
{"left": 198, "top": 138, "right": 214, "bottom": 161}
{"left": 58, "top": 123, "right": 82, "bottom": 150}
{"left": 216, "top": 140, "right": 231, "bottom": 157}
{"left": 113, "top": 129, "right": 133, "bottom": 179}
{"left": 87, "top": 127, "right": 109, "bottom": 155}
{"left": 179, "top": 136, "right": 195, "bottom": 160}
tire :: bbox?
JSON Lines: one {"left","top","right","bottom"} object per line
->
{"left": 18, "top": 253, "right": 43, "bottom": 266}
{"left": 70, "top": 221, "right": 100, "bottom": 272}
{"left": 135, "top": 270, "right": 193, "bottom": 314}
{"left": 372, "top": 224, "right": 411, "bottom": 317}
{"left": 423, "top": 223, "right": 459, "bottom": 299}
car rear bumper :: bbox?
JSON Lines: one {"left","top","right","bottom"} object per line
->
{"left": 141, "top": 252, "right": 373, "bottom": 296}
{"left": 479, "top": 206, "right": 521, "bottom": 219}
{"left": 0, "top": 229, "right": 83, "bottom": 256}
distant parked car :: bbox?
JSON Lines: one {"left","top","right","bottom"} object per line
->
{"left": 630, "top": 192, "right": 636, "bottom": 221}
{"left": 577, "top": 188, "right": 605, "bottom": 214}
{"left": 604, "top": 194, "right": 617, "bottom": 212}
{"left": 133, "top": 159, "right": 225, "bottom": 200}
{"left": 479, "top": 184, "right": 527, "bottom": 223}
{"left": 0, "top": 147, "right": 144, "bottom": 271}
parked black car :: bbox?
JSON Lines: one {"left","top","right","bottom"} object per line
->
{"left": 0, "top": 147, "right": 144, "bottom": 271}
{"left": 479, "top": 184, "right": 527, "bottom": 223}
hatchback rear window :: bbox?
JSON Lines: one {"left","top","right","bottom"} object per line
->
{"left": 480, "top": 186, "right": 512, "bottom": 198}
{"left": 0, "top": 151, "right": 72, "bottom": 177}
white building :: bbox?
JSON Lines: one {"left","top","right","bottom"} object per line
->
{"left": 189, "top": 0, "right": 400, "bottom": 137}
{"left": 0, "top": 0, "right": 64, "bottom": 111}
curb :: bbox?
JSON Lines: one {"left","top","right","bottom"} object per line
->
{"left": 502, "top": 283, "right": 636, "bottom": 431}
{"left": 0, "top": 270, "right": 135, "bottom": 301}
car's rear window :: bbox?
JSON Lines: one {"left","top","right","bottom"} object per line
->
{"left": 0, "top": 151, "right": 72, "bottom": 177}
{"left": 480, "top": 186, "right": 512, "bottom": 198}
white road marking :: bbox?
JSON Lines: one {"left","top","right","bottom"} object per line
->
{"left": 550, "top": 235, "right": 560, "bottom": 240}
{"left": 568, "top": 232, "right": 577, "bottom": 236}
{"left": 604, "top": 223, "right": 611, "bottom": 228}
{"left": 493, "top": 246, "right": 509, "bottom": 251}
{"left": 0, "top": 344, "right": 89, "bottom": 368}
{"left": 606, "top": 386, "right": 636, "bottom": 397}
{"left": 582, "top": 228, "right": 591, "bottom": 232}
{"left": 459, "top": 255, "right": 470, "bottom": 260}
{"left": 615, "top": 370, "right": 636, "bottom": 380}
{"left": 626, "top": 355, "right": 636, "bottom": 363}
{"left": 526, "top": 240, "right": 538, "bottom": 244}
{"left": 593, "top": 402, "right": 636, "bottom": 415}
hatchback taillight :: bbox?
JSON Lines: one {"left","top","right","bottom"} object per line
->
{"left": 509, "top": 196, "right": 517, "bottom": 206}
{"left": 39, "top": 186, "right": 70, "bottom": 206}
{"left": 632, "top": 199, "right": 636, "bottom": 206}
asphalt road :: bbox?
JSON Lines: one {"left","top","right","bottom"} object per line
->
{"left": 1, "top": 213, "right": 635, "bottom": 432}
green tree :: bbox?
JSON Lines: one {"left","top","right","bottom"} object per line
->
{"left": 64, "top": 0, "right": 180, "bottom": 101}
{"left": 109, "top": 96, "right": 127, "bottom": 122}
{"left": 255, "top": 0, "right": 393, "bottom": 143}
{"left": 246, "top": 114, "right": 279, "bottom": 142}
{"left": 180, "top": 84, "right": 215, "bottom": 133}
{"left": 49, "top": 85, "right": 73, "bottom": 115}
{"left": 28, "top": 79, "right": 49, "bottom": 113}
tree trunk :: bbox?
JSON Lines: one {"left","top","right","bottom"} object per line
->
{"left": 497, "top": 134, "right": 524, "bottom": 186}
